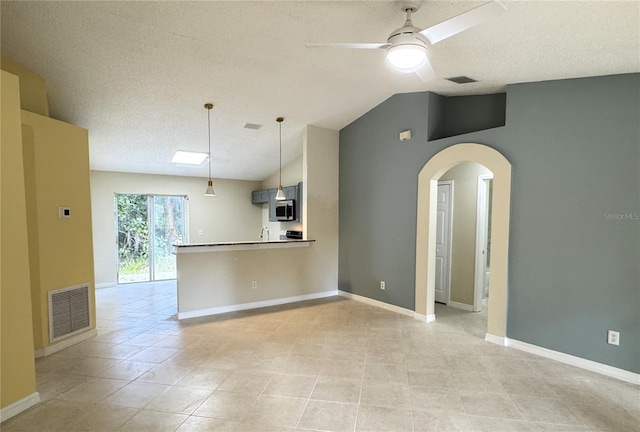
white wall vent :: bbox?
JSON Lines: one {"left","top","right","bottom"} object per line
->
{"left": 48, "top": 284, "right": 92, "bottom": 342}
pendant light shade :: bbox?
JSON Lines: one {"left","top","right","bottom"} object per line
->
{"left": 204, "top": 103, "right": 216, "bottom": 197}
{"left": 275, "top": 116, "right": 286, "bottom": 201}
{"left": 204, "top": 179, "right": 215, "bottom": 196}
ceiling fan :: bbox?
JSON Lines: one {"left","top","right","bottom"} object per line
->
{"left": 306, "top": 1, "right": 506, "bottom": 82}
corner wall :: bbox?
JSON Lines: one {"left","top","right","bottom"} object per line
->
{"left": 339, "top": 74, "right": 640, "bottom": 373}
{"left": 303, "top": 125, "right": 339, "bottom": 293}
{"left": 0, "top": 55, "right": 49, "bottom": 117}
{"left": 21, "top": 110, "right": 95, "bottom": 351}
{"left": 0, "top": 71, "right": 38, "bottom": 417}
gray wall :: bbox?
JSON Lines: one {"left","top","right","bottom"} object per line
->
{"left": 339, "top": 74, "right": 639, "bottom": 373}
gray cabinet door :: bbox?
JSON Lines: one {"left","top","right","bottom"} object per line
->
{"left": 268, "top": 189, "right": 277, "bottom": 221}
{"left": 284, "top": 185, "right": 297, "bottom": 200}
{"left": 251, "top": 190, "right": 270, "bottom": 204}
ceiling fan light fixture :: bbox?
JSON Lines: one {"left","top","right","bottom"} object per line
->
{"left": 386, "top": 44, "right": 428, "bottom": 72}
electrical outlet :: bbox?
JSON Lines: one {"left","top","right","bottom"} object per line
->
{"left": 198, "top": 229, "right": 204, "bottom": 236}
{"left": 607, "top": 330, "right": 620, "bottom": 346}
{"left": 380, "top": 281, "right": 385, "bottom": 290}
{"left": 251, "top": 281, "right": 258, "bottom": 290}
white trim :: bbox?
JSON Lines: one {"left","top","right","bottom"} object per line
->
{"left": 448, "top": 301, "right": 474, "bottom": 312}
{"left": 34, "top": 328, "right": 98, "bottom": 358}
{"left": 96, "top": 282, "right": 117, "bottom": 289}
{"left": 338, "top": 291, "right": 414, "bottom": 317}
{"left": 484, "top": 333, "right": 507, "bottom": 346}
{"left": 412, "top": 313, "right": 436, "bottom": 322}
{"left": 416, "top": 143, "right": 512, "bottom": 338}
{"left": 178, "top": 290, "right": 337, "bottom": 320}
{"left": 485, "top": 335, "right": 640, "bottom": 385}
{"left": 0, "top": 392, "right": 40, "bottom": 422}
{"left": 474, "top": 174, "right": 493, "bottom": 312}
{"left": 506, "top": 338, "right": 640, "bottom": 385}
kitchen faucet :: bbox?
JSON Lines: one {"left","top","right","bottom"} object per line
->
{"left": 259, "top": 226, "right": 269, "bottom": 241}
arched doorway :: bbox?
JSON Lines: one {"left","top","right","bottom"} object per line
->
{"left": 415, "top": 143, "right": 512, "bottom": 340}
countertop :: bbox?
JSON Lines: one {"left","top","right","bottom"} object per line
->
{"left": 173, "top": 239, "right": 315, "bottom": 254}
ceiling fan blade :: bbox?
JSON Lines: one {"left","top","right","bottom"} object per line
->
{"left": 305, "top": 43, "right": 389, "bottom": 50}
{"left": 414, "top": 57, "right": 438, "bottom": 82}
{"left": 420, "top": 0, "right": 505, "bottom": 45}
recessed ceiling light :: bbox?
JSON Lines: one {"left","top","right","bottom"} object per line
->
{"left": 244, "top": 123, "right": 262, "bottom": 130}
{"left": 170, "top": 151, "right": 208, "bottom": 165}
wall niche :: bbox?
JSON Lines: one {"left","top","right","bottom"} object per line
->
{"left": 428, "top": 92, "right": 506, "bottom": 141}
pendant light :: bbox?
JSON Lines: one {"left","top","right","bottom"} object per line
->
{"left": 275, "top": 116, "right": 286, "bottom": 201}
{"left": 203, "top": 103, "right": 216, "bottom": 196}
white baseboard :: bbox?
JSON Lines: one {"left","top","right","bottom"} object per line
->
{"left": 485, "top": 334, "right": 640, "bottom": 385}
{"left": 96, "top": 282, "right": 117, "bottom": 289}
{"left": 34, "top": 328, "right": 98, "bottom": 358}
{"left": 413, "top": 313, "right": 436, "bottom": 322}
{"left": 338, "top": 291, "right": 414, "bottom": 318}
{"left": 484, "top": 333, "right": 506, "bottom": 346}
{"left": 0, "top": 392, "right": 40, "bottom": 422}
{"left": 448, "top": 301, "right": 473, "bottom": 312}
{"left": 178, "top": 290, "right": 338, "bottom": 320}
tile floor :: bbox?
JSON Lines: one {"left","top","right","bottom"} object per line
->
{"left": 2, "top": 281, "right": 638, "bottom": 431}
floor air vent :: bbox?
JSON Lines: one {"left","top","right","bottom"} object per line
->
{"left": 49, "top": 284, "right": 91, "bottom": 342}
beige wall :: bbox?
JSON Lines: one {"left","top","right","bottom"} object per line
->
{"left": 259, "top": 156, "right": 304, "bottom": 238}
{"left": 177, "top": 245, "right": 321, "bottom": 314}
{"left": 21, "top": 110, "right": 95, "bottom": 351}
{"left": 90, "top": 171, "right": 263, "bottom": 286}
{"left": 1, "top": 55, "right": 49, "bottom": 117}
{"left": 1, "top": 71, "right": 38, "bottom": 411}
{"left": 303, "top": 125, "right": 339, "bottom": 292}
{"left": 440, "top": 162, "right": 492, "bottom": 305}
{"left": 176, "top": 125, "right": 339, "bottom": 316}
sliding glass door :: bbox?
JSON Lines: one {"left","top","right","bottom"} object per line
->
{"left": 116, "top": 194, "right": 188, "bottom": 284}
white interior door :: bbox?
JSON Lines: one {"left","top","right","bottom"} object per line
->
{"left": 435, "top": 182, "right": 452, "bottom": 304}
{"left": 474, "top": 175, "right": 493, "bottom": 311}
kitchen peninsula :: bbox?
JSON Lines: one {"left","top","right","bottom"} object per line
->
{"left": 173, "top": 239, "right": 322, "bottom": 320}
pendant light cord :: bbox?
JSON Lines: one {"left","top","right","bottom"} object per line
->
{"left": 279, "top": 119, "right": 282, "bottom": 186}
{"left": 208, "top": 107, "right": 212, "bottom": 180}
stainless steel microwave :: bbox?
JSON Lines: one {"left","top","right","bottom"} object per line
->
{"left": 275, "top": 200, "right": 295, "bottom": 221}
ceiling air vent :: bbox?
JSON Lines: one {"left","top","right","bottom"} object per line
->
{"left": 446, "top": 76, "right": 478, "bottom": 84}
{"left": 244, "top": 123, "right": 262, "bottom": 130}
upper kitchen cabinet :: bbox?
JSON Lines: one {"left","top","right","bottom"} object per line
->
{"left": 252, "top": 182, "right": 302, "bottom": 222}
{"left": 283, "top": 185, "right": 297, "bottom": 200}
{"left": 251, "top": 189, "right": 270, "bottom": 204}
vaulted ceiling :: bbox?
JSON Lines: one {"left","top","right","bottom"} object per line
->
{"left": 2, "top": 1, "right": 638, "bottom": 180}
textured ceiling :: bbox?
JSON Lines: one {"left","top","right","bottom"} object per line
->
{"left": 1, "top": 1, "right": 638, "bottom": 181}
